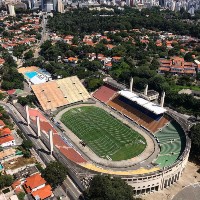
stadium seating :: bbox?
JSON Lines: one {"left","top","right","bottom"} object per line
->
{"left": 93, "top": 84, "right": 118, "bottom": 103}
{"left": 29, "top": 108, "right": 86, "bottom": 164}
{"left": 60, "top": 147, "right": 86, "bottom": 163}
{"left": 155, "top": 154, "right": 180, "bottom": 168}
{"left": 107, "top": 95, "right": 170, "bottom": 133}
{"left": 154, "top": 121, "right": 186, "bottom": 167}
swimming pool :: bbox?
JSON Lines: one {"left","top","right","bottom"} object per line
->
{"left": 25, "top": 71, "right": 38, "bottom": 79}
{"left": 0, "top": 164, "right": 3, "bottom": 170}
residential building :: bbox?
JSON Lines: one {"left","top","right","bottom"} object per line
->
{"left": 159, "top": 56, "right": 196, "bottom": 76}
{"left": 0, "top": 127, "right": 15, "bottom": 147}
{"left": 24, "top": 173, "right": 53, "bottom": 200}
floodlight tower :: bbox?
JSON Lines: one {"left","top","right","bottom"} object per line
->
{"left": 144, "top": 84, "right": 148, "bottom": 96}
{"left": 130, "top": 77, "right": 133, "bottom": 93}
{"left": 49, "top": 129, "right": 53, "bottom": 155}
{"left": 25, "top": 105, "right": 30, "bottom": 126}
{"left": 160, "top": 91, "right": 165, "bottom": 107}
{"left": 36, "top": 116, "right": 41, "bottom": 138}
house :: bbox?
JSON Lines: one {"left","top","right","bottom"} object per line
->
{"left": 0, "top": 120, "right": 5, "bottom": 128}
{"left": 0, "top": 148, "right": 16, "bottom": 161}
{"left": 194, "top": 60, "right": 200, "bottom": 73}
{"left": 0, "top": 127, "right": 15, "bottom": 147}
{"left": 63, "top": 35, "right": 74, "bottom": 44}
{"left": 0, "top": 58, "right": 5, "bottom": 66}
{"left": 159, "top": 56, "right": 196, "bottom": 76}
{"left": 112, "top": 56, "right": 121, "bottom": 62}
{"left": 63, "top": 57, "right": 78, "bottom": 64}
{"left": 24, "top": 173, "right": 53, "bottom": 200}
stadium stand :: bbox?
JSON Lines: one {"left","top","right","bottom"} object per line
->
{"left": 93, "top": 83, "right": 118, "bottom": 103}
{"left": 154, "top": 121, "right": 186, "bottom": 167}
{"left": 60, "top": 147, "right": 86, "bottom": 163}
{"left": 32, "top": 76, "right": 91, "bottom": 111}
{"left": 28, "top": 108, "right": 86, "bottom": 164}
{"left": 107, "top": 95, "right": 169, "bottom": 133}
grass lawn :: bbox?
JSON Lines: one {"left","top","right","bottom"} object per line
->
{"left": 61, "top": 106, "right": 146, "bottom": 161}
{"left": 171, "top": 85, "right": 200, "bottom": 92}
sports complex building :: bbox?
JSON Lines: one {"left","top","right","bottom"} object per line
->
{"left": 26, "top": 75, "right": 191, "bottom": 196}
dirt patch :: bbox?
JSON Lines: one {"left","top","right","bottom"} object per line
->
{"left": 3, "top": 157, "right": 36, "bottom": 170}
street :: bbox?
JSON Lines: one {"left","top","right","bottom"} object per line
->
{"left": 0, "top": 102, "right": 82, "bottom": 200}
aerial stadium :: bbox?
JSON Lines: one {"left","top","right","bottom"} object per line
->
{"left": 28, "top": 75, "right": 191, "bottom": 195}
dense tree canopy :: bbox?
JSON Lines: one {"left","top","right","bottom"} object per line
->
{"left": 42, "top": 161, "right": 67, "bottom": 189}
{"left": 48, "top": 7, "right": 200, "bottom": 38}
{"left": 0, "top": 174, "right": 13, "bottom": 189}
{"left": 1, "top": 50, "right": 24, "bottom": 90}
{"left": 84, "top": 175, "right": 139, "bottom": 200}
{"left": 190, "top": 123, "right": 200, "bottom": 161}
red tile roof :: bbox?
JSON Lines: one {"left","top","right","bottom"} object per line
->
{"left": 0, "top": 120, "right": 5, "bottom": 127}
{"left": 0, "top": 135, "right": 14, "bottom": 145}
{"left": 0, "top": 127, "right": 12, "bottom": 137}
{"left": 12, "top": 180, "right": 21, "bottom": 189}
{"left": 7, "top": 89, "right": 16, "bottom": 95}
{"left": 32, "top": 184, "right": 52, "bottom": 200}
{"left": 24, "top": 173, "right": 46, "bottom": 191}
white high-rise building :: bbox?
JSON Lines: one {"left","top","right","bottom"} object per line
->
{"left": 8, "top": 4, "right": 16, "bottom": 17}
{"left": 42, "top": 0, "right": 53, "bottom": 12}
{"left": 57, "top": 0, "right": 64, "bottom": 13}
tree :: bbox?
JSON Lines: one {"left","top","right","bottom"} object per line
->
{"left": 84, "top": 175, "right": 138, "bottom": 200}
{"left": 13, "top": 45, "right": 27, "bottom": 58}
{"left": 24, "top": 50, "right": 34, "bottom": 60}
{"left": 190, "top": 123, "right": 200, "bottom": 161}
{"left": 149, "top": 58, "right": 160, "bottom": 70}
{"left": 190, "top": 124, "right": 200, "bottom": 146}
{"left": 22, "top": 139, "right": 33, "bottom": 150}
{"left": 17, "top": 192, "right": 25, "bottom": 200}
{"left": 0, "top": 174, "right": 13, "bottom": 189}
{"left": 86, "top": 77, "right": 103, "bottom": 91}
{"left": 23, "top": 150, "right": 31, "bottom": 158}
{"left": 72, "top": 36, "right": 79, "bottom": 45}
{"left": 184, "top": 52, "right": 194, "bottom": 62}
{"left": 42, "top": 161, "right": 67, "bottom": 189}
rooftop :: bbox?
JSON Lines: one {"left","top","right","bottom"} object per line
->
{"left": 0, "top": 148, "right": 15, "bottom": 160}
{"left": 32, "top": 76, "right": 91, "bottom": 111}
{"left": 118, "top": 90, "right": 166, "bottom": 115}
{"left": 32, "top": 184, "right": 52, "bottom": 200}
{"left": 14, "top": 165, "right": 38, "bottom": 180}
{"left": 24, "top": 173, "right": 46, "bottom": 190}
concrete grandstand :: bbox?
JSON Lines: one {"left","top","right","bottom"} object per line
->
{"left": 31, "top": 76, "right": 91, "bottom": 111}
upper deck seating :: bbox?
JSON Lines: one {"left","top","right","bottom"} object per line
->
{"left": 93, "top": 84, "right": 118, "bottom": 103}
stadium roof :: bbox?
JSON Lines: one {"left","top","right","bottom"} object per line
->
{"left": 118, "top": 90, "right": 166, "bottom": 115}
{"left": 32, "top": 76, "right": 91, "bottom": 111}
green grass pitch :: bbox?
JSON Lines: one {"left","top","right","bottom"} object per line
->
{"left": 61, "top": 106, "right": 147, "bottom": 161}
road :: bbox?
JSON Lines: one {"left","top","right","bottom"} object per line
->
{"left": 0, "top": 102, "right": 82, "bottom": 200}
{"left": 32, "top": 13, "right": 49, "bottom": 58}
{"left": 0, "top": 102, "right": 54, "bottom": 163}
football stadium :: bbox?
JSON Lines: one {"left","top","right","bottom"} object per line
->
{"left": 28, "top": 76, "right": 191, "bottom": 195}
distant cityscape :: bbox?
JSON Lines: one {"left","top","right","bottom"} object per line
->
{"left": 0, "top": 0, "right": 200, "bottom": 15}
